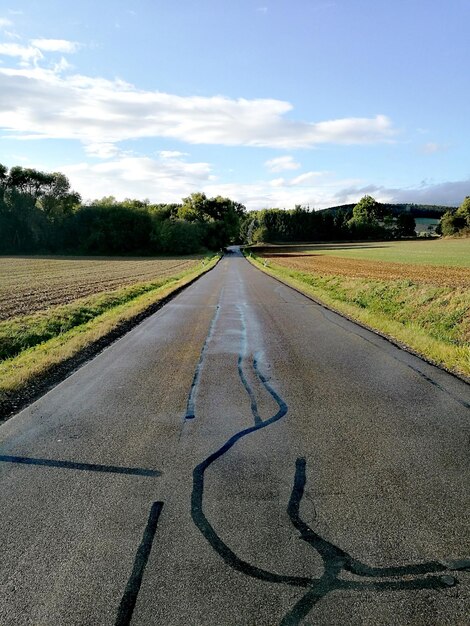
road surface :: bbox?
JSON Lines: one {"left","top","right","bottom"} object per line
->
{"left": 1, "top": 249, "right": 469, "bottom": 625}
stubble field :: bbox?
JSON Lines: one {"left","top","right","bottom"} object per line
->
{"left": 0, "top": 253, "right": 216, "bottom": 418}
{"left": 0, "top": 256, "right": 201, "bottom": 320}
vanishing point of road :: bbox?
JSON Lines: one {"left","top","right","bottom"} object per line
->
{"left": 1, "top": 248, "right": 469, "bottom": 625}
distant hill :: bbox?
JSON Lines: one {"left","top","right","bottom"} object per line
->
{"left": 319, "top": 203, "right": 455, "bottom": 219}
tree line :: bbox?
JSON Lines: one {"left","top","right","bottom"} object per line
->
{"left": 321, "top": 202, "right": 453, "bottom": 219}
{"left": 241, "top": 195, "right": 470, "bottom": 243}
{"left": 241, "top": 196, "right": 417, "bottom": 244}
{"left": 1, "top": 163, "right": 467, "bottom": 254}
{"left": 0, "top": 165, "right": 244, "bottom": 254}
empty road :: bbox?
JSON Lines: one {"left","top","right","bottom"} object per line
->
{"left": 1, "top": 249, "right": 469, "bottom": 625}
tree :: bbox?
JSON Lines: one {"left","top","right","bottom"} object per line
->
{"left": 91, "top": 196, "right": 118, "bottom": 207}
{"left": 395, "top": 214, "right": 416, "bottom": 238}
{"left": 351, "top": 195, "right": 380, "bottom": 222}
{"left": 347, "top": 195, "right": 388, "bottom": 239}
{"left": 178, "top": 192, "right": 245, "bottom": 247}
{"left": 0, "top": 164, "right": 82, "bottom": 252}
{"left": 251, "top": 225, "right": 269, "bottom": 243}
{"left": 439, "top": 205, "right": 467, "bottom": 236}
{"left": 0, "top": 161, "right": 248, "bottom": 254}
{"left": 39, "top": 173, "right": 81, "bottom": 218}
{"left": 0, "top": 163, "right": 7, "bottom": 187}
{"left": 159, "top": 220, "right": 203, "bottom": 254}
{"left": 178, "top": 192, "right": 210, "bottom": 222}
{"left": 455, "top": 196, "right": 470, "bottom": 227}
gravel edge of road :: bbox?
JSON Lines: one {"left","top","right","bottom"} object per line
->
{"left": 0, "top": 257, "right": 221, "bottom": 424}
{"left": 245, "top": 254, "right": 470, "bottom": 387}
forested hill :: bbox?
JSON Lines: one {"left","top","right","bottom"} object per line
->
{"left": 319, "top": 203, "right": 456, "bottom": 219}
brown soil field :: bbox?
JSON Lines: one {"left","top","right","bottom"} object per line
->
{"left": 0, "top": 256, "right": 201, "bottom": 320}
{"left": 261, "top": 253, "right": 470, "bottom": 287}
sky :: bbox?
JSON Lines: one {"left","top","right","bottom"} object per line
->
{"left": 0, "top": 0, "right": 469, "bottom": 210}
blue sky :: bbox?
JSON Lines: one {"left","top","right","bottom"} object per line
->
{"left": 0, "top": 0, "right": 469, "bottom": 209}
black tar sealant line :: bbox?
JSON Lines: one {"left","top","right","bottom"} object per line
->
{"left": 190, "top": 305, "right": 309, "bottom": 586}
{"left": 188, "top": 302, "right": 470, "bottom": 624}
{"left": 279, "top": 457, "right": 466, "bottom": 625}
{"left": 185, "top": 289, "right": 224, "bottom": 420}
{"left": 0, "top": 455, "right": 161, "bottom": 477}
{"left": 191, "top": 347, "right": 301, "bottom": 586}
{"left": 115, "top": 501, "right": 164, "bottom": 626}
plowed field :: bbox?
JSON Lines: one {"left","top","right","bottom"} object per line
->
{"left": 261, "top": 253, "right": 470, "bottom": 287}
{"left": 0, "top": 256, "right": 201, "bottom": 320}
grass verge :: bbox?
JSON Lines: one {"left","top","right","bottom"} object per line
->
{"left": 0, "top": 255, "right": 219, "bottom": 420}
{"left": 246, "top": 252, "right": 470, "bottom": 379}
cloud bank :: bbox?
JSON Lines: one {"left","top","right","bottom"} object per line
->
{"left": 332, "top": 179, "right": 469, "bottom": 207}
{"left": 0, "top": 60, "right": 396, "bottom": 150}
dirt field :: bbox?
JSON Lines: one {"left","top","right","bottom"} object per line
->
{"left": 0, "top": 256, "right": 201, "bottom": 320}
{"left": 261, "top": 253, "right": 470, "bottom": 287}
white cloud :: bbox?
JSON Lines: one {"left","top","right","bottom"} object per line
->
{"left": 0, "top": 17, "right": 12, "bottom": 28}
{"left": 52, "top": 57, "right": 73, "bottom": 73}
{"left": 422, "top": 142, "right": 449, "bottom": 154}
{"left": 62, "top": 154, "right": 214, "bottom": 202}
{"left": 290, "top": 171, "right": 326, "bottom": 185}
{"left": 159, "top": 150, "right": 189, "bottom": 159}
{"left": 3, "top": 30, "right": 21, "bottom": 40}
{"left": 0, "top": 42, "right": 42, "bottom": 64}
{"left": 84, "top": 142, "right": 120, "bottom": 159}
{"left": 31, "top": 38, "right": 80, "bottom": 53}
{"left": 265, "top": 155, "right": 300, "bottom": 172}
{"left": 204, "top": 178, "right": 360, "bottom": 211}
{"left": 0, "top": 63, "right": 396, "bottom": 149}
{"left": 60, "top": 154, "right": 361, "bottom": 210}
{"left": 270, "top": 171, "right": 326, "bottom": 187}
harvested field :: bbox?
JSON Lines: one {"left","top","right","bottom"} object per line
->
{"left": 261, "top": 254, "right": 470, "bottom": 288}
{"left": 249, "top": 245, "right": 470, "bottom": 378}
{"left": 256, "top": 239, "right": 470, "bottom": 267}
{"left": 0, "top": 256, "right": 201, "bottom": 320}
{"left": 0, "top": 254, "right": 219, "bottom": 419}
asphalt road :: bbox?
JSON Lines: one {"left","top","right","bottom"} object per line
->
{"left": 1, "top": 249, "right": 469, "bottom": 626}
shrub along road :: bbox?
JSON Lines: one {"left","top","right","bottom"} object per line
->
{"left": 0, "top": 249, "right": 469, "bottom": 625}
